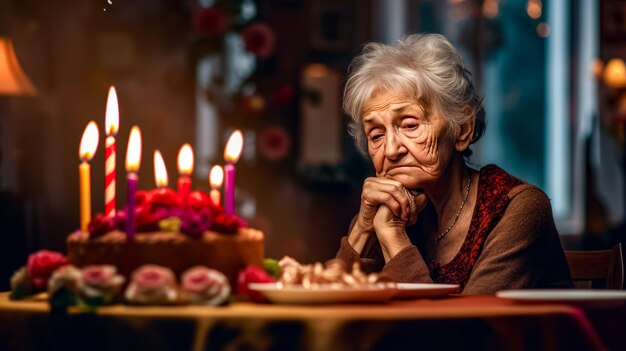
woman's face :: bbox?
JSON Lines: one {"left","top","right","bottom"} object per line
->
{"left": 362, "top": 89, "right": 455, "bottom": 190}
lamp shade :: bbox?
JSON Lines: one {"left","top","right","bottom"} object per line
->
{"left": 0, "top": 37, "right": 36, "bottom": 96}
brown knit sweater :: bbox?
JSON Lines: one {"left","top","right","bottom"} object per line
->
{"left": 336, "top": 165, "right": 573, "bottom": 294}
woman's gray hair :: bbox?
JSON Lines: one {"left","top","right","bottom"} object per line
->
{"left": 343, "top": 33, "right": 485, "bottom": 158}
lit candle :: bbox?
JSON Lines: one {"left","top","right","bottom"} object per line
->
{"left": 209, "top": 165, "right": 224, "bottom": 206}
{"left": 104, "top": 86, "right": 119, "bottom": 217}
{"left": 223, "top": 130, "right": 243, "bottom": 215}
{"left": 78, "top": 121, "right": 100, "bottom": 232}
{"left": 125, "top": 126, "right": 142, "bottom": 239}
{"left": 177, "top": 143, "right": 194, "bottom": 205}
{"left": 153, "top": 150, "right": 168, "bottom": 189}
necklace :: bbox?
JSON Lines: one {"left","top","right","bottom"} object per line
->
{"left": 434, "top": 174, "right": 471, "bottom": 244}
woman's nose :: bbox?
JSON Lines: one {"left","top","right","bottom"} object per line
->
{"left": 384, "top": 131, "right": 407, "bottom": 160}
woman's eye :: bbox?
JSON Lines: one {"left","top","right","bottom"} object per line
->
{"left": 401, "top": 118, "right": 419, "bottom": 130}
{"left": 370, "top": 133, "right": 383, "bottom": 141}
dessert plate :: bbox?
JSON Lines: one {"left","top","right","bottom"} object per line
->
{"left": 496, "top": 289, "right": 626, "bottom": 308}
{"left": 248, "top": 283, "right": 397, "bottom": 304}
{"left": 394, "top": 283, "right": 460, "bottom": 299}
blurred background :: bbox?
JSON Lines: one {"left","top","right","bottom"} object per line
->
{"left": 0, "top": 0, "right": 624, "bottom": 290}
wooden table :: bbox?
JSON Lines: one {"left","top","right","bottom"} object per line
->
{"left": 0, "top": 292, "right": 623, "bottom": 351}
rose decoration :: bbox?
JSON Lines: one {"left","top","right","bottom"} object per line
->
{"left": 259, "top": 125, "right": 291, "bottom": 161}
{"left": 193, "top": 6, "right": 229, "bottom": 36}
{"left": 181, "top": 207, "right": 212, "bottom": 238}
{"left": 188, "top": 191, "right": 212, "bottom": 210}
{"left": 125, "top": 265, "right": 180, "bottom": 305}
{"left": 236, "top": 265, "right": 275, "bottom": 302}
{"left": 47, "top": 265, "right": 82, "bottom": 309}
{"left": 80, "top": 265, "right": 125, "bottom": 305}
{"left": 9, "top": 267, "right": 33, "bottom": 300}
{"left": 27, "top": 250, "right": 69, "bottom": 291}
{"left": 88, "top": 213, "right": 118, "bottom": 238}
{"left": 211, "top": 213, "right": 243, "bottom": 234}
{"left": 181, "top": 266, "right": 231, "bottom": 305}
{"left": 241, "top": 23, "right": 276, "bottom": 59}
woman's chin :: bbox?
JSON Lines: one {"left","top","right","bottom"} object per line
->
{"left": 386, "top": 175, "right": 422, "bottom": 190}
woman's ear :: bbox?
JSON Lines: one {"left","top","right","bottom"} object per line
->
{"left": 455, "top": 112, "right": 476, "bottom": 152}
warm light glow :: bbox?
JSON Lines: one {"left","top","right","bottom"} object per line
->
{"left": 224, "top": 130, "right": 244, "bottom": 164}
{"left": 526, "top": 1, "right": 542, "bottom": 19}
{"left": 0, "top": 37, "right": 36, "bottom": 95}
{"left": 125, "top": 126, "right": 142, "bottom": 172}
{"left": 153, "top": 150, "right": 168, "bottom": 188}
{"left": 177, "top": 144, "right": 194, "bottom": 175}
{"left": 79, "top": 121, "right": 100, "bottom": 161}
{"left": 536, "top": 22, "right": 550, "bottom": 38}
{"left": 603, "top": 58, "right": 626, "bottom": 89}
{"left": 482, "top": 0, "right": 499, "bottom": 18}
{"left": 304, "top": 64, "right": 330, "bottom": 78}
{"left": 105, "top": 86, "right": 119, "bottom": 136}
{"left": 209, "top": 165, "right": 224, "bottom": 189}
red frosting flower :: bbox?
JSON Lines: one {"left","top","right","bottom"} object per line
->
{"left": 237, "top": 265, "right": 275, "bottom": 302}
{"left": 88, "top": 213, "right": 118, "bottom": 238}
{"left": 188, "top": 191, "right": 212, "bottom": 210}
{"left": 27, "top": 250, "right": 69, "bottom": 291}
{"left": 259, "top": 125, "right": 291, "bottom": 161}
{"left": 151, "top": 188, "right": 181, "bottom": 209}
{"left": 193, "top": 6, "right": 229, "bottom": 36}
{"left": 241, "top": 23, "right": 276, "bottom": 59}
{"left": 212, "top": 213, "right": 244, "bottom": 234}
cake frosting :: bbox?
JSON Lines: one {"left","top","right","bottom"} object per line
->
{"left": 66, "top": 188, "right": 264, "bottom": 289}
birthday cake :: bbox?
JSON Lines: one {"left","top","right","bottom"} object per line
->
{"left": 67, "top": 188, "right": 264, "bottom": 289}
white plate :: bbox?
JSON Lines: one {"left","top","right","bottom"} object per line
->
{"left": 248, "top": 283, "right": 397, "bottom": 304}
{"left": 496, "top": 289, "right": 626, "bottom": 308}
{"left": 395, "top": 283, "right": 460, "bottom": 299}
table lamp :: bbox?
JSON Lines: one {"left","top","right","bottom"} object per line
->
{"left": 0, "top": 36, "right": 37, "bottom": 188}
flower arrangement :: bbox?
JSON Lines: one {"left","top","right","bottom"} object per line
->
{"left": 9, "top": 249, "right": 279, "bottom": 307}
{"left": 88, "top": 188, "right": 245, "bottom": 238}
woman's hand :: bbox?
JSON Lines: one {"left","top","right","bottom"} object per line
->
{"left": 348, "top": 177, "right": 427, "bottom": 255}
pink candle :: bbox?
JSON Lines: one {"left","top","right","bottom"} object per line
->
{"left": 224, "top": 164, "right": 235, "bottom": 214}
{"left": 223, "top": 130, "right": 243, "bottom": 215}
{"left": 104, "top": 86, "right": 119, "bottom": 217}
{"left": 125, "top": 126, "right": 142, "bottom": 239}
{"left": 177, "top": 144, "right": 194, "bottom": 206}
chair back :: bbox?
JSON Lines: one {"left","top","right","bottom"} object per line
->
{"left": 564, "top": 243, "right": 625, "bottom": 289}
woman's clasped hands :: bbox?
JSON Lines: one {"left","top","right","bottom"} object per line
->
{"left": 349, "top": 177, "right": 428, "bottom": 261}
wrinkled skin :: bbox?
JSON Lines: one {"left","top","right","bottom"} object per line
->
{"left": 349, "top": 89, "right": 474, "bottom": 262}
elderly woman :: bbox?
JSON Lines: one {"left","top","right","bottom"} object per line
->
{"left": 336, "top": 34, "right": 572, "bottom": 294}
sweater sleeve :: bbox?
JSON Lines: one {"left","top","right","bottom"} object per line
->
{"left": 462, "top": 185, "right": 572, "bottom": 294}
{"left": 335, "top": 217, "right": 433, "bottom": 282}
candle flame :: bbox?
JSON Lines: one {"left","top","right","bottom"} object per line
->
{"left": 79, "top": 121, "right": 100, "bottom": 161}
{"left": 153, "top": 150, "right": 168, "bottom": 188}
{"left": 209, "top": 165, "right": 224, "bottom": 188}
{"left": 224, "top": 130, "right": 243, "bottom": 163}
{"left": 105, "top": 86, "right": 119, "bottom": 136}
{"left": 177, "top": 143, "right": 194, "bottom": 175}
{"left": 125, "top": 126, "right": 142, "bottom": 172}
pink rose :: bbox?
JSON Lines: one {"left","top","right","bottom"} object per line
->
{"left": 181, "top": 266, "right": 230, "bottom": 305}
{"left": 241, "top": 23, "right": 276, "bottom": 59}
{"left": 27, "top": 250, "right": 69, "bottom": 291}
{"left": 47, "top": 265, "right": 83, "bottom": 309}
{"left": 125, "top": 265, "right": 180, "bottom": 305}
{"left": 82, "top": 265, "right": 124, "bottom": 290}
{"left": 81, "top": 265, "right": 125, "bottom": 305}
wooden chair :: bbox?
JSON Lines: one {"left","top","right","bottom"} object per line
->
{"left": 565, "top": 243, "right": 625, "bottom": 289}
